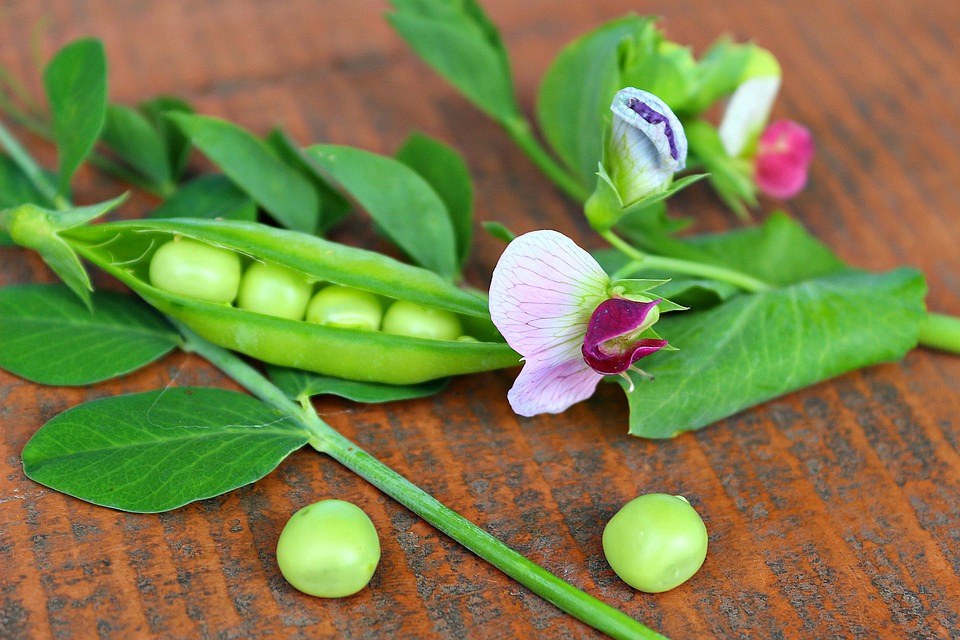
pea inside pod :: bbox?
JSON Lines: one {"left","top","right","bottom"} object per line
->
{"left": 149, "top": 237, "right": 241, "bottom": 304}
{"left": 61, "top": 218, "right": 520, "bottom": 384}
{"left": 237, "top": 261, "right": 313, "bottom": 321}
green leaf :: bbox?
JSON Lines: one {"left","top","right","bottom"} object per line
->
{"left": 684, "top": 212, "right": 849, "bottom": 287}
{"left": 395, "top": 132, "right": 473, "bottom": 267}
{"left": 100, "top": 103, "right": 172, "bottom": 189}
{"left": 625, "top": 268, "right": 927, "bottom": 438}
{"left": 138, "top": 95, "right": 194, "bottom": 181}
{"left": 386, "top": 0, "right": 519, "bottom": 124}
{"left": 268, "top": 366, "right": 448, "bottom": 403}
{"left": 482, "top": 220, "right": 516, "bottom": 244}
{"left": 43, "top": 38, "right": 107, "bottom": 195}
{"left": 22, "top": 387, "right": 309, "bottom": 512}
{"left": 168, "top": 113, "right": 319, "bottom": 233}
{"left": 0, "top": 284, "right": 178, "bottom": 385}
{"left": 149, "top": 174, "right": 257, "bottom": 221}
{"left": 0, "top": 153, "right": 47, "bottom": 208}
{"left": 683, "top": 38, "right": 754, "bottom": 116}
{"left": 265, "top": 128, "right": 351, "bottom": 234}
{"left": 622, "top": 41, "right": 698, "bottom": 111}
{"left": 536, "top": 16, "right": 652, "bottom": 188}
{"left": 305, "top": 144, "right": 458, "bottom": 278}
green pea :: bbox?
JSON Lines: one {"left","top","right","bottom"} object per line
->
{"left": 306, "top": 285, "right": 383, "bottom": 331}
{"left": 237, "top": 262, "right": 312, "bottom": 320}
{"left": 276, "top": 499, "right": 381, "bottom": 598}
{"left": 602, "top": 493, "right": 708, "bottom": 593}
{"left": 149, "top": 238, "right": 241, "bottom": 303}
{"left": 382, "top": 300, "right": 463, "bottom": 341}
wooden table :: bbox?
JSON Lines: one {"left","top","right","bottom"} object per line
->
{"left": 2, "top": 1, "right": 959, "bottom": 637}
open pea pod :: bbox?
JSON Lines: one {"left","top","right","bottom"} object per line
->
{"left": 61, "top": 218, "right": 520, "bottom": 384}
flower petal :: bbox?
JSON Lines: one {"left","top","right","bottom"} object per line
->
{"left": 608, "top": 88, "right": 687, "bottom": 205}
{"left": 507, "top": 355, "right": 602, "bottom": 416}
{"left": 718, "top": 75, "right": 782, "bottom": 158}
{"left": 581, "top": 298, "right": 667, "bottom": 374}
{"left": 754, "top": 120, "right": 815, "bottom": 199}
{"left": 489, "top": 230, "right": 608, "bottom": 361}
{"left": 610, "top": 88, "right": 687, "bottom": 169}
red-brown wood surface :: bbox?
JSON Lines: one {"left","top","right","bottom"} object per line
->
{"left": 2, "top": 1, "right": 959, "bottom": 638}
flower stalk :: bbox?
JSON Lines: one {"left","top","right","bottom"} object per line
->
{"left": 176, "top": 322, "right": 667, "bottom": 640}
{"left": 503, "top": 116, "right": 591, "bottom": 203}
{"left": 599, "top": 228, "right": 772, "bottom": 293}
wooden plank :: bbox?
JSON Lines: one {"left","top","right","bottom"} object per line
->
{"left": 1, "top": 1, "right": 959, "bottom": 637}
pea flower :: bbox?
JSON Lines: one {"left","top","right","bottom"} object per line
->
{"left": 488, "top": 230, "right": 668, "bottom": 416}
{"left": 718, "top": 47, "right": 814, "bottom": 200}
{"left": 605, "top": 87, "right": 688, "bottom": 206}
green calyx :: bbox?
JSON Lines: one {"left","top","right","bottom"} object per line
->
{"left": 0, "top": 195, "right": 127, "bottom": 309}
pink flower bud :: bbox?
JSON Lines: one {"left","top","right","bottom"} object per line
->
{"left": 754, "top": 120, "right": 814, "bottom": 199}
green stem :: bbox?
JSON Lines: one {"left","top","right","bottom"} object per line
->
{"left": 918, "top": 312, "right": 960, "bottom": 354}
{"left": 176, "top": 322, "right": 666, "bottom": 640}
{"left": 601, "top": 229, "right": 772, "bottom": 293}
{"left": 503, "top": 116, "right": 591, "bottom": 203}
{"left": 0, "top": 117, "right": 64, "bottom": 208}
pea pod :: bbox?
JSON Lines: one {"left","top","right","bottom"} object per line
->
{"left": 60, "top": 218, "right": 521, "bottom": 384}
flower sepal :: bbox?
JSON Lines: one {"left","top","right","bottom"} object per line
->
{"left": 586, "top": 162, "right": 707, "bottom": 233}
{"left": 608, "top": 278, "right": 687, "bottom": 314}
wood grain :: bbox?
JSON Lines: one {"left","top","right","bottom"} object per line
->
{"left": 2, "top": 1, "right": 959, "bottom": 638}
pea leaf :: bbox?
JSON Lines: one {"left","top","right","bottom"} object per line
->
{"left": 100, "top": 103, "right": 172, "bottom": 190}
{"left": 482, "top": 220, "right": 516, "bottom": 244}
{"left": 305, "top": 144, "right": 458, "bottom": 279}
{"left": 43, "top": 38, "right": 107, "bottom": 195}
{"left": 395, "top": 132, "right": 473, "bottom": 267}
{"left": 265, "top": 128, "right": 351, "bottom": 234}
{"left": 168, "top": 113, "right": 319, "bottom": 233}
{"left": 149, "top": 174, "right": 257, "bottom": 221}
{"left": 268, "top": 365, "right": 448, "bottom": 403}
{"left": 0, "top": 284, "right": 179, "bottom": 385}
{"left": 386, "top": 0, "right": 520, "bottom": 124}
{"left": 625, "top": 268, "right": 927, "bottom": 438}
{"left": 22, "top": 387, "right": 309, "bottom": 512}
{"left": 536, "top": 16, "right": 652, "bottom": 188}
{"left": 684, "top": 212, "right": 848, "bottom": 286}
{"left": 0, "top": 154, "right": 48, "bottom": 208}
{"left": 138, "top": 95, "right": 194, "bottom": 181}
{"left": 683, "top": 38, "right": 754, "bottom": 116}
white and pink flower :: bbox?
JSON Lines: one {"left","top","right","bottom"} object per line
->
{"left": 489, "top": 230, "right": 667, "bottom": 416}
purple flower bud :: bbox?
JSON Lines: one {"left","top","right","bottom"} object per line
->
{"left": 607, "top": 88, "right": 688, "bottom": 205}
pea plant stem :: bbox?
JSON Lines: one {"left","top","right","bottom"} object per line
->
{"left": 601, "top": 229, "right": 772, "bottom": 293}
{"left": 503, "top": 116, "right": 591, "bottom": 203}
{"left": 919, "top": 312, "right": 960, "bottom": 355}
{"left": 176, "top": 323, "right": 667, "bottom": 640}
